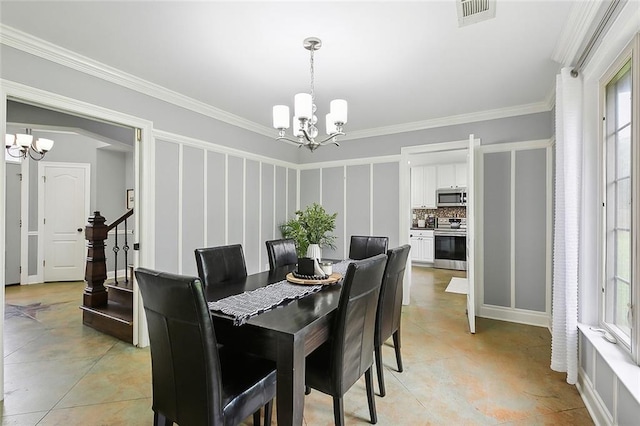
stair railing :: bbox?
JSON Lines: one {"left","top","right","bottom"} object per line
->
{"left": 83, "top": 210, "right": 133, "bottom": 308}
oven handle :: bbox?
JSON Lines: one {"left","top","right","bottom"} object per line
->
{"left": 434, "top": 231, "right": 467, "bottom": 237}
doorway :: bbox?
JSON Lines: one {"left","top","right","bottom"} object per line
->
{"left": 400, "top": 137, "right": 479, "bottom": 333}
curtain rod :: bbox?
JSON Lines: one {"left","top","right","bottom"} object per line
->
{"left": 571, "top": 0, "right": 623, "bottom": 78}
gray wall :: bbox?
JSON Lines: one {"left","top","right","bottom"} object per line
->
{"left": 299, "top": 162, "right": 400, "bottom": 260}
{"left": 298, "top": 112, "right": 553, "bottom": 163}
{"left": 482, "top": 146, "right": 549, "bottom": 313}
{"left": 154, "top": 138, "right": 298, "bottom": 276}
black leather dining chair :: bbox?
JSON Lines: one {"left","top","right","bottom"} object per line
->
{"left": 195, "top": 244, "right": 247, "bottom": 287}
{"left": 265, "top": 238, "right": 298, "bottom": 270}
{"left": 305, "top": 253, "right": 387, "bottom": 425}
{"left": 134, "top": 268, "right": 276, "bottom": 426}
{"left": 348, "top": 236, "right": 389, "bottom": 260}
{"left": 374, "top": 244, "right": 411, "bottom": 397}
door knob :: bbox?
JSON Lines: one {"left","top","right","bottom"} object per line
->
{"left": 77, "top": 228, "right": 83, "bottom": 232}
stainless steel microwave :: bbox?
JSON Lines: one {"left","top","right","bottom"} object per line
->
{"left": 436, "top": 188, "right": 467, "bottom": 207}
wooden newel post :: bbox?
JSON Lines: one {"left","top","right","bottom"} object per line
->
{"left": 83, "top": 211, "right": 108, "bottom": 307}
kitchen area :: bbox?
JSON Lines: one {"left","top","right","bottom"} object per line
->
{"left": 410, "top": 156, "right": 468, "bottom": 271}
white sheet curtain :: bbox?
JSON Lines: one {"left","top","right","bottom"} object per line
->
{"left": 551, "top": 67, "right": 582, "bottom": 385}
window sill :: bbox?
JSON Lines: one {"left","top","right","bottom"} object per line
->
{"left": 578, "top": 323, "right": 640, "bottom": 404}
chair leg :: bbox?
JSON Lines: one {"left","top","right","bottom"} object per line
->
{"left": 264, "top": 400, "right": 273, "bottom": 425}
{"left": 153, "top": 412, "right": 173, "bottom": 426}
{"left": 365, "top": 368, "right": 378, "bottom": 424}
{"left": 374, "top": 344, "right": 386, "bottom": 397}
{"left": 253, "top": 409, "right": 261, "bottom": 426}
{"left": 332, "top": 396, "right": 345, "bottom": 426}
{"left": 393, "top": 330, "right": 403, "bottom": 372}
{"left": 305, "top": 385, "right": 311, "bottom": 395}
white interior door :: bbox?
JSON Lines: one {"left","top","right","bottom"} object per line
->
{"left": 42, "top": 163, "right": 90, "bottom": 282}
{"left": 467, "top": 134, "right": 478, "bottom": 334}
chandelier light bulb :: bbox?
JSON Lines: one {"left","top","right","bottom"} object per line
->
{"left": 273, "top": 105, "right": 290, "bottom": 129}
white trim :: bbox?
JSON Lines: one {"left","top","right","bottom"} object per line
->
{"left": 551, "top": 0, "right": 604, "bottom": 66}
{"left": 478, "top": 138, "right": 552, "bottom": 153}
{"left": 20, "top": 159, "right": 29, "bottom": 285}
{"left": 345, "top": 102, "right": 551, "bottom": 141}
{"left": 577, "top": 370, "right": 612, "bottom": 426}
{"left": 177, "top": 145, "right": 184, "bottom": 273}
{"left": 0, "top": 25, "right": 273, "bottom": 139}
{"left": 272, "top": 167, "right": 277, "bottom": 241}
{"left": 298, "top": 154, "right": 400, "bottom": 171}
{"left": 478, "top": 305, "right": 550, "bottom": 328}
{"left": 224, "top": 154, "right": 229, "bottom": 245}
{"left": 0, "top": 25, "right": 555, "bottom": 142}
{"left": 369, "top": 164, "right": 374, "bottom": 236}
{"left": 510, "top": 151, "right": 516, "bottom": 309}
{"left": 258, "top": 161, "right": 263, "bottom": 270}
{"left": 242, "top": 158, "right": 246, "bottom": 250}
{"left": 153, "top": 129, "right": 297, "bottom": 170}
{"left": 476, "top": 138, "right": 554, "bottom": 323}
{"left": 203, "top": 152, "right": 208, "bottom": 247}
{"left": 343, "top": 166, "right": 347, "bottom": 260}
{"left": 319, "top": 168, "right": 323, "bottom": 206}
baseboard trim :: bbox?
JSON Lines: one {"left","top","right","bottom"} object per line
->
{"left": 577, "top": 369, "right": 612, "bottom": 426}
{"left": 478, "top": 305, "right": 550, "bottom": 327}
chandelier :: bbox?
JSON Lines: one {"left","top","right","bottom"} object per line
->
{"left": 5, "top": 129, "right": 54, "bottom": 161}
{"left": 272, "top": 37, "right": 347, "bottom": 152}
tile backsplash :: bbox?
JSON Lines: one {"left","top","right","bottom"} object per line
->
{"left": 413, "top": 207, "right": 466, "bottom": 220}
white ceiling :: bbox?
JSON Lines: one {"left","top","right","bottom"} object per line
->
{"left": 1, "top": 1, "right": 587, "bottom": 139}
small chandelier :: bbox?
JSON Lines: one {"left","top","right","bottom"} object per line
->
{"left": 5, "top": 129, "right": 54, "bottom": 161}
{"left": 272, "top": 37, "right": 347, "bottom": 152}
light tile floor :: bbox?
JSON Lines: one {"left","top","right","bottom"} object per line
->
{"left": 2, "top": 267, "right": 593, "bottom": 425}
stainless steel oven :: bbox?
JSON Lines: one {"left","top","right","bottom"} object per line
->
{"left": 434, "top": 218, "right": 467, "bottom": 270}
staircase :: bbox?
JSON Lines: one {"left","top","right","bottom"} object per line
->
{"left": 80, "top": 210, "right": 135, "bottom": 343}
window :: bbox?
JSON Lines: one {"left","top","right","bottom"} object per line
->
{"left": 602, "top": 36, "right": 639, "bottom": 363}
{"left": 604, "top": 60, "right": 632, "bottom": 345}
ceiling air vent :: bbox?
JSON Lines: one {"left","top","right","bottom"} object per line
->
{"left": 457, "top": 0, "right": 496, "bottom": 27}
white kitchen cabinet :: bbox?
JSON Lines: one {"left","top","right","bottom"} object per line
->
{"left": 436, "top": 163, "right": 467, "bottom": 189}
{"left": 411, "top": 167, "right": 424, "bottom": 208}
{"left": 411, "top": 166, "right": 437, "bottom": 208}
{"left": 410, "top": 230, "right": 434, "bottom": 263}
{"left": 436, "top": 164, "right": 455, "bottom": 189}
{"left": 455, "top": 163, "right": 467, "bottom": 188}
{"left": 423, "top": 166, "right": 437, "bottom": 208}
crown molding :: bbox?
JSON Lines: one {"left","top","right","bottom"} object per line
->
{"left": 2, "top": 23, "right": 554, "bottom": 144}
{"left": 551, "top": 0, "right": 604, "bottom": 66}
{"left": 0, "top": 24, "right": 274, "bottom": 138}
{"left": 342, "top": 101, "right": 552, "bottom": 141}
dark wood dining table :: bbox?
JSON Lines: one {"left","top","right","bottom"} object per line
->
{"left": 206, "top": 264, "right": 344, "bottom": 426}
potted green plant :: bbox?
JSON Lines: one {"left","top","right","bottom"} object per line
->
{"left": 280, "top": 203, "right": 337, "bottom": 259}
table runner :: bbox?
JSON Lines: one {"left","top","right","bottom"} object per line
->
{"left": 208, "top": 260, "right": 351, "bottom": 326}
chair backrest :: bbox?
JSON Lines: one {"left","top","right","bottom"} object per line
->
{"left": 265, "top": 238, "right": 298, "bottom": 270}
{"left": 375, "top": 245, "right": 411, "bottom": 345}
{"left": 194, "top": 244, "right": 247, "bottom": 287}
{"left": 330, "top": 253, "right": 387, "bottom": 394}
{"left": 348, "top": 236, "right": 389, "bottom": 260}
{"left": 134, "top": 268, "right": 223, "bottom": 425}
